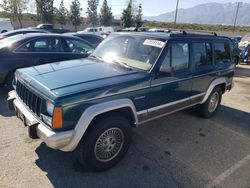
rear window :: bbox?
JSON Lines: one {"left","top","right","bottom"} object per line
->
{"left": 214, "top": 42, "right": 232, "bottom": 64}
{"left": 0, "top": 34, "right": 26, "bottom": 49}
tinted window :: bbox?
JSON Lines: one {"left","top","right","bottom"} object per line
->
{"left": 65, "top": 38, "right": 94, "bottom": 54}
{"left": 86, "top": 36, "right": 103, "bottom": 44}
{"left": 214, "top": 42, "right": 231, "bottom": 64}
{"left": 76, "top": 35, "right": 103, "bottom": 46}
{"left": 16, "top": 38, "right": 65, "bottom": 52}
{"left": 193, "top": 43, "right": 212, "bottom": 67}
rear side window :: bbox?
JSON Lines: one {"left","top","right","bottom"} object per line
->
{"left": 214, "top": 42, "right": 231, "bottom": 64}
{"left": 16, "top": 38, "right": 65, "bottom": 52}
{"left": 193, "top": 43, "right": 212, "bottom": 67}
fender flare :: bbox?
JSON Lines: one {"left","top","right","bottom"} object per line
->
{"left": 201, "top": 77, "right": 227, "bottom": 104}
{"left": 61, "top": 99, "right": 138, "bottom": 151}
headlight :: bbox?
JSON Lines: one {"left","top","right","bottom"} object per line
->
{"left": 46, "top": 101, "right": 54, "bottom": 116}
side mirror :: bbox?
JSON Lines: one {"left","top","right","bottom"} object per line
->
{"left": 159, "top": 64, "right": 173, "bottom": 77}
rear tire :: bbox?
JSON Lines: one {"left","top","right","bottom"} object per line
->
{"left": 75, "top": 115, "right": 132, "bottom": 171}
{"left": 198, "top": 86, "right": 222, "bottom": 118}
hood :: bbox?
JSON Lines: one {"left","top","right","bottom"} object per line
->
{"left": 16, "top": 58, "right": 148, "bottom": 100}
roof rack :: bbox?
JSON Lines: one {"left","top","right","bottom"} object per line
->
{"left": 168, "top": 29, "right": 218, "bottom": 36}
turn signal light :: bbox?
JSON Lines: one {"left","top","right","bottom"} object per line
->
{"left": 52, "top": 107, "right": 63, "bottom": 129}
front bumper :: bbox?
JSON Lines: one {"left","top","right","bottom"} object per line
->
{"left": 7, "top": 91, "right": 75, "bottom": 151}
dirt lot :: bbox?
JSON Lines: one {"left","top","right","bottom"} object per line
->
{"left": 0, "top": 65, "right": 250, "bottom": 188}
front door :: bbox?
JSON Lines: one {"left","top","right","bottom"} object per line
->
{"left": 148, "top": 42, "right": 193, "bottom": 119}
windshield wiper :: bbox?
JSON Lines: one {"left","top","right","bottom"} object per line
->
{"left": 112, "top": 60, "right": 133, "bottom": 70}
{"left": 89, "top": 54, "right": 103, "bottom": 61}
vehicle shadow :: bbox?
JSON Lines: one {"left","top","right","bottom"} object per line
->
{"left": 35, "top": 140, "right": 180, "bottom": 187}
{"left": 34, "top": 105, "right": 250, "bottom": 188}
{"left": 186, "top": 105, "right": 250, "bottom": 136}
{"left": 0, "top": 88, "right": 15, "bottom": 117}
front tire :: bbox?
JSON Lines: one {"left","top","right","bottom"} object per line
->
{"left": 76, "top": 115, "right": 132, "bottom": 171}
{"left": 198, "top": 86, "right": 222, "bottom": 118}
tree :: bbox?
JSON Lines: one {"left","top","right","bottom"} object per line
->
{"left": 121, "top": 0, "right": 133, "bottom": 28}
{"left": 99, "top": 0, "right": 113, "bottom": 26}
{"left": 56, "top": 0, "right": 67, "bottom": 28}
{"left": 86, "top": 0, "right": 99, "bottom": 27}
{"left": 0, "top": 0, "right": 29, "bottom": 28}
{"left": 134, "top": 3, "right": 143, "bottom": 27}
{"left": 35, "top": 0, "right": 54, "bottom": 23}
{"left": 69, "top": 0, "right": 82, "bottom": 31}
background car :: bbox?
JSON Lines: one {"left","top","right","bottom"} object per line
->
{"left": 34, "top": 24, "right": 70, "bottom": 34}
{"left": 0, "top": 33, "right": 95, "bottom": 90}
{"left": 0, "top": 28, "right": 50, "bottom": 40}
{"left": 229, "top": 36, "right": 241, "bottom": 65}
{"left": 65, "top": 33, "right": 104, "bottom": 47}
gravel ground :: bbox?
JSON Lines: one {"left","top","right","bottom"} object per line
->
{"left": 0, "top": 65, "right": 250, "bottom": 188}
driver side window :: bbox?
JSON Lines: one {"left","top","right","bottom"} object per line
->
{"left": 160, "top": 42, "right": 190, "bottom": 75}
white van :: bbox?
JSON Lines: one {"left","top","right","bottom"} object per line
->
{"left": 98, "top": 26, "right": 114, "bottom": 34}
{"left": 80, "top": 26, "right": 114, "bottom": 38}
{"left": 0, "top": 18, "right": 14, "bottom": 33}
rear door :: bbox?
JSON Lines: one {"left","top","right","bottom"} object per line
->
{"left": 15, "top": 37, "right": 69, "bottom": 65}
{"left": 190, "top": 41, "right": 215, "bottom": 103}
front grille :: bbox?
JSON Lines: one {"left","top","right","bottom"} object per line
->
{"left": 16, "top": 80, "right": 42, "bottom": 117}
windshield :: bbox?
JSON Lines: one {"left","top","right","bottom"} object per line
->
{"left": 92, "top": 34, "right": 166, "bottom": 71}
{"left": 0, "top": 34, "right": 26, "bottom": 49}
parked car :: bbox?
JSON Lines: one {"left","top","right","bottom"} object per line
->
{"left": 0, "top": 33, "right": 95, "bottom": 89}
{"left": 239, "top": 33, "right": 250, "bottom": 49}
{"left": 148, "top": 28, "right": 166, "bottom": 32}
{"left": 35, "top": 24, "right": 70, "bottom": 34}
{"left": 229, "top": 36, "right": 241, "bottom": 64}
{"left": 8, "top": 31, "right": 234, "bottom": 171}
{"left": 80, "top": 27, "right": 102, "bottom": 36}
{"left": 82, "top": 26, "right": 113, "bottom": 34}
{"left": 64, "top": 33, "right": 103, "bottom": 47}
{"left": 0, "top": 18, "right": 14, "bottom": 33}
{"left": 0, "top": 28, "right": 50, "bottom": 40}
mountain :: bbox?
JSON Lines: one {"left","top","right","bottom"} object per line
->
{"left": 144, "top": 3, "right": 250, "bottom": 26}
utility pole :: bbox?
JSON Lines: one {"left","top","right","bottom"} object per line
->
{"left": 174, "top": 0, "right": 179, "bottom": 25}
{"left": 233, "top": 2, "right": 241, "bottom": 33}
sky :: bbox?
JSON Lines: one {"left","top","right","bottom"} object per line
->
{"left": 52, "top": 0, "right": 250, "bottom": 16}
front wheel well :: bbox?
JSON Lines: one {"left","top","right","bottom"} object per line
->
{"left": 77, "top": 107, "right": 137, "bottom": 150}
{"left": 90, "top": 107, "right": 137, "bottom": 128}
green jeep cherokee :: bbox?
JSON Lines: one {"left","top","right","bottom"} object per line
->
{"left": 8, "top": 31, "right": 234, "bottom": 171}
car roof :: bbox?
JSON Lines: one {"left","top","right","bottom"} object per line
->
{"left": 2, "top": 28, "right": 49, "bottom": 36}
{"left": 114, "top": 31, "right": 230, "bottom": 41}
{"left": 11, "top": 33, "right": 79, "bottom": 39}
{"left": 65, "top": 32, "right": 102, "bottom": 38}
